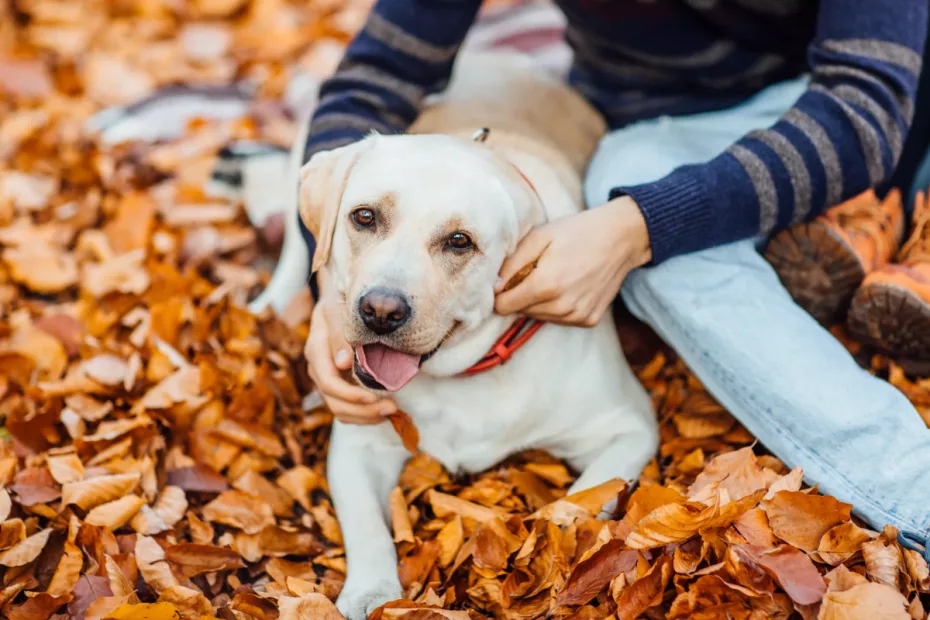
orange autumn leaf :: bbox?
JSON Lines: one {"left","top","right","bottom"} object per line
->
{"left": 817, "top": 522, "right": 872, "bottom": 566}
{"left": 61, "top": 473, "right": 141, "bottom": 511}
{"left": 85, "top": 495, "right": 146, "bottom": 529}
{"left": 737, "top": 544, "right": 826, "bottom": 605}
{"left": 0, "top": 528, "right": 52, "bottom": 567}
{"left": 763, "top": 491, "right": 852, "bottom": 551}
{"left": 615, "top": 555, "right": 672, "bottom": 620}
{"left": 202, "top": 490, "right": 275, "bottom": 534}
{"left": 555, "top": 539, "right": 638, "bottom": 607}
{"left": 164, "top": 543, "right": 245, "bottom": 578}
{"left": 388, "top": 411, "right": 420, "bottom": 454}
{"left": 390, "top": 486, "right": 415, "bottom": 544}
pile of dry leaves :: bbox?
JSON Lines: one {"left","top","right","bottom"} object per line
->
{"left": 1, "top": 1, "right": 929, "bottom": 619}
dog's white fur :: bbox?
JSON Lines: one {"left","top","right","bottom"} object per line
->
{"left": 255, "top": 52, "right": 657, "bottom": 620}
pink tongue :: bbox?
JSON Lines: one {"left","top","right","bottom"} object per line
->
{"left": 356, "top": 344, "right": 421, "bottom": 392}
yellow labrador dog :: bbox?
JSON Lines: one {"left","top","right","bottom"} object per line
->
{"left": 258, "top": 52, "right": 656, "bottom": 619}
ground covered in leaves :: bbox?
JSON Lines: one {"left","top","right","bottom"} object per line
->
{"left": 2, "top": 1, "right": 930, "bottom": 619}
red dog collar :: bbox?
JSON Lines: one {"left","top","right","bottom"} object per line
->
{"left": 462, "top": 317, "right": 544, "bottom": 375}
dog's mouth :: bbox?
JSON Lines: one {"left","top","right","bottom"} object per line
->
{"left": 353, "top": 344, "right": 441, "bottom": 392}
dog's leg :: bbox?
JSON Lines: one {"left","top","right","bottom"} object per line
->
{"left": 329, "top": 422, "right": 409, "bottom": 620}
{"left": 567, "top": 427, "right": 658, "bottom": 518}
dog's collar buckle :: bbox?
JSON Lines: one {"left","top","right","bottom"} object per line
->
{"left": 462, "top": 317, "right": 544, "bottom": 375}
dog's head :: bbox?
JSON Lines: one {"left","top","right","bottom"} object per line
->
{"left": 301, "top": 132, "right": 543, "bottom": 392}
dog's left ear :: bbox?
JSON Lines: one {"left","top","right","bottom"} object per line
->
{"left": 299, "top": 139, "right": 371, "bottom": 273}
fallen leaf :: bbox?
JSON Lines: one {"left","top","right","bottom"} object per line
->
{"left": 428, "top": 490, "right": 504, "bottom": 524}
{"left": 862, "top": 539, "right": 903, "bottom": 590}
{"left": 763, "top": 491, "right": 851, "bottom": 551}
{"left": 165, "top": 543, "right": 244, "bottom": 577}
{"left": 7, "top": 593, "right": 71, "bottom": 620}
{"left": 388, "top": 411, "right": 420, "bottom": 454}
{"left": 165, "top": 465, "right": 228, "bottom": 493}
{"left": 47, "top": 453, "right": 85, "bottom": 484}
{"left": 278, "top": 593, "right": 344, "bottom": 620}
{"left": 615, "top": 555, "right": 672, "bottom": 620}
{"left": 202, "top": 490, "right": 275, "bottom": 534}
{"left": 85, "top": 495, "right": 146, "bottom": 529}
{"left": 103, "top": 602, "right": 181, "bottom": 620}
{"left": 0, "top": 527, "right": 52, "bottom": 566}
{"left": 62, "top": 473, "right": 141, "bottom": 511}
{"left": 276, "top": 465, "right": 320, "bottom": 512}
{"left": 817, "top": 523, "right": 872, "bottom": 566}
{"left": 69, "top": 575, "right": 114, "bottom": 620}
{"left": 11, "top": 466, "right": 61, "bottom": 505}
{"left": 556, "top": 539, "right": 638, "bottom": 607}
{"left": 80, "top": 355, "right": 130, "bottom": 387}
{"left": 135, "top": 535, "right": 179, "bottom": 593}
{"left": 157, "top": 585, "right": 212, "bottom": 618}
{"left": 48, "top": 541, "right": 84, "bottom": 596}
{"left": 152, "top": 486, "right": 188, "bottom": 527}
{"left": 738, "top": 544, "right": 826, "bottom": 605}
{"left": 390, "top": 487, "right": 415, "bottom": 544}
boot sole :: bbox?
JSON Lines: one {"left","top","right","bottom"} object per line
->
{"left": 764, "top": 221, "right": 866, "bottom": 326}
{"left": 848, "top": 281, "right": 930, "bottom": 370}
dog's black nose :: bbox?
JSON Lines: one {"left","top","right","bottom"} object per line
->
{"left": 359, "top": 288, "right": 411, "bottom": 335}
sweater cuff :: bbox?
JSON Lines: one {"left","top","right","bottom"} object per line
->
{"left": 609, "top": 170, "right": 715, "bottom": 264}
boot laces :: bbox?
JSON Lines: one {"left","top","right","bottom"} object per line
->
{"left": 898, "top": 189, "right": 930, "bottom": 264}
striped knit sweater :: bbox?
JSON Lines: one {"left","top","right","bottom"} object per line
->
{"left": 303, "top": 0, "right": 928, "bottom": 265}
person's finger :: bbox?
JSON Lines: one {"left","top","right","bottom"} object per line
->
{"left": 495, "top": 266, "right": 561, "bottom": 315}
{"left": 306, "top": 329, "right": 379, "bottom": 404}
{"left": 495, "top": 229, "right": 551, "bottom": 293}
{"left": 324, "top": 396, "right": 396, "bottom": 425}
{"left": 322, "top": 299, "right": 353, "bottom": 370}
{"left": 519, "top": 297, "right": 574, "bottom": 320}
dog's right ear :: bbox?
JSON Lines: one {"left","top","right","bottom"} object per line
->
{"left": 299, "top": 139, "right": 371, "bottom": 273}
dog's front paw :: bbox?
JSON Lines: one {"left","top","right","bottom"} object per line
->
{"left": 336, "top": 579, "right": 402, "bottom": 620}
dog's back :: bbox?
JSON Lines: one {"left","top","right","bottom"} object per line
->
{"left": 410, "top": 51, "right": 607, "bottom": 177}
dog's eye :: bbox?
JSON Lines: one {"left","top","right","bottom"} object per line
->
{"left": 446, "top": 232, "right": 474, "bottom": 251}
{"left": 351, "top": 208, "right": 375, "bottom": 228}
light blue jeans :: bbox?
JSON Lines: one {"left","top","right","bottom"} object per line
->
{"left": 586, "top": 76, "right": 930, "bottom": 546}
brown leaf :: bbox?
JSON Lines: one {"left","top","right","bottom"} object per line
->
{"left": 862, "top": 539, "right": 903, "bottom": 590}
{"left": 152, "top": 486, "right": 188, "bottom": 527}
{"left": 104, "top": 555, "right": 135, "bottom": 599}
{"left": 734, "top": 507, "right": 776, "bottom": 548}
{"left": 11, "top": 467, "right": 61, "bottom": 506}
{"left": 763, "top": 491, "right": 851, "bottom": 551}
{"left": 156, "top": 585, "right": 212, "bottom": 618}
{"left": 388, "top": 411, "right": 420, "bottom": 454}
{"left": 68, "top": 575, "right": 114, "bottom": 620}
{"left": 556, "top": 539, "right": 638, "bottom": 607}
{"left": 532, "top": 478, "right": 628, "bottom": 526}
{"left": 277, "top": 465, "right": 321, "bottom": 513}
{"left": 0, "top": 519, "right": 27, "bottom": 550}
{"left": 234, "top": 470, "right": 293, "bottom": 517}
{"left": 48, "top": 541, "right": 84, "bottom": 596}
{"left": 0, "top": 489, "right": 10, "bottom": 522}
{"left": 819, "top": 565, "right": 909, "bottom": 619}
{"left": 7, "top": 593, "right": 71, "bottom": 620}
{"left": 277, "top": 593, "right": 345, "bottom": 620}
{"left": 103, "top": 602, "right": 182, "bottom": 620}
{"left": 61, "top": 473, "right": 141, "bottom": 511}
{"left": 436, "top": 517, "right": 464, "bottom": 568}
{"left": 165, "top": 465, "right": 228, "bottom": 493}
{"left": 764, "top": 467, "right": 804, "bottom": 500}
{"left": 165, "top": 543, "right": 244, "bottom": 578}
{"left": 428, "top": 490, "right": 505, "bottom": 524}
{"left": 80, "top": 355, "right": 130, "bottom": 387}
{"left": 738, "top": 544, "right": 826, "bottom": 605}
{"left": 473, "top": 521, "right": 509, "bottom": 573}
{"left": 615, "top": 555, "right": 672, "bottom": 620}
{"left": 390, "top": 487, "right": 415, "bottom": 544}
{"left": 85, "top": 495, "right": 146, "bottom": 530}
{"left": 135, "top": 535, "right": 179, "bottom": 593}
{"left": 0, "top": 527, "right": 52, "bottom": 566}
{"left": 202, "top": 490, "right": 275, "bottom": 534}
{"left": 130, "top": 505, "right": 170, "bottom": 536}
{"left": 47, "top": 453, "right": 85, "bottom": 485}
{"left": 399, "top": 539, "right": 441, "bottom": 591}
{"left": 817, "top": 523, "right": 872, "bottom": 566}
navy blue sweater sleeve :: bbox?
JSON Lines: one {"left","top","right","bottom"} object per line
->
{"left": 613, "top": 1, "right": 928, "bottom": 263}
{"left": 303, "top": 0, "right": 482, "bottom": 160}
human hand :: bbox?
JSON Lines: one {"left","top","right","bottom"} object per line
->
{"left": 494, "top": 195, "right": 651, "bottom": 326}
{"left": 305, "top": 293, "right": 397, "bottom": 424}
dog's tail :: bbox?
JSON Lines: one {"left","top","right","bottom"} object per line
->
{"left": 247, "top": 106, "right": 314, "bottom": 315}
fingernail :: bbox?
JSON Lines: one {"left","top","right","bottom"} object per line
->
{"left": 494, "top": 277, "right": 504, "bottom": 292}
{"left": 335, "top": 348, "right": 351, "bottom": 367}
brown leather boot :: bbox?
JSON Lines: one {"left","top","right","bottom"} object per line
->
{"left": 848, "top": 189, "right": 930, "bottom": 370}
{"left": 764, "top": 189, "right": 905, "bottom": 326}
